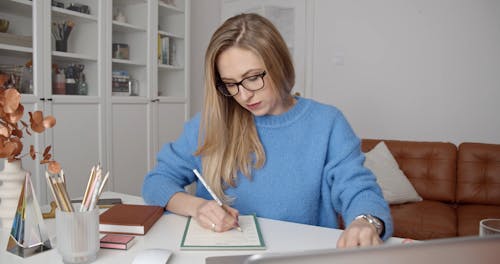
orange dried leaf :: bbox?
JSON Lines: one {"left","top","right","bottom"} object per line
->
{"left": 43, "top": 146, "right": 51, "bottom": 156}
{"left": 3, "top": 88, "right": 21, "bottom": 114}
{"left": 20, "top": 120, "right": 28, "bottom": 128}
{"left": 12, "top": 128, "right": 22, "bottom": 138}
{"left": 47, "top": 161, "right": 61, "bottom": 174}
{"left": 0, "top": 142, "right": 16, "bottom": 158}
{"left": 11, "top": 138, "right": 23, "bottom": 157}
{"left": 0, "top": 141, "right": 17, "bottom": 158}
{"left": 43, "top": 153, "right": 51, "bottom": 161}
{"left": 30, "top": 145, "right": 35, "bottom": 159}
{"left": 6, "top": 104, "right": 24, "bottom": 124}
{"left": 31, "top": 123, "right": 45, "bottom": 133}
{"left": 30, "top": 111, "right": 43, "bottom": 123}
{"left": 30, "top": 111, "right": 45, "bottom": 133}
{"left": 0, "top": 124, "right": 9, "bottom": 137}
{"left": 43, "top": 116, "right": 56, "bottom": 128}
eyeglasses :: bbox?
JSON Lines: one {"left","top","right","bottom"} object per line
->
{"left": 216, "top": 71, "right": 266, "bottom": 97}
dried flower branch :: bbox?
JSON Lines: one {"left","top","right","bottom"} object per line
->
{"left": 0, "top": 87, "right": 60, "bottom": 174}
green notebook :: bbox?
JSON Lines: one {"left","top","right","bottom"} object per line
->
{"left": 180, "top": 214, "right": 266, "bottom": 250}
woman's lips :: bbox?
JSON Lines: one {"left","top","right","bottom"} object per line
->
{"left": 247, "top": 102, "right": 261, "bottom": 111}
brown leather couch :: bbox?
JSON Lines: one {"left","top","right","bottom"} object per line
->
{"left": 361, "top": 139, "right": 500, "bottom": 240}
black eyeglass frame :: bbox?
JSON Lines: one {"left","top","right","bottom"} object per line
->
{"left": 216, "top": 71, "right": 267, "bottom": 97}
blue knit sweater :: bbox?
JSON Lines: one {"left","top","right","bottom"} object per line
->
{"left": 142, "top": 97, "right": 393, "bottom": 240}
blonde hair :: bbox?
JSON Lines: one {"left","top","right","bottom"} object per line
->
{"left": 195, "top": 13, "right": 295, "bottom": 203}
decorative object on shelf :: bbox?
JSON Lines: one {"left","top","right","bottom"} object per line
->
{"left": 20, "top": 60, "right": 34, "bottom": 94}
{"left": 67, "top": 3, "right": 90, "bottom": 14}
{"left": 112, "top": 43, "right": 129, "bottom": 60}
{"left": 0, "top": 64, "right": 24, "bottom": 91}
{"left": 51, "top": 0, "right": 64, "bottom": 8}
{"left": 0, "top": 18, "right": 9, "bottom": 33}
{"left": 78, "top": 73, "right": 88, "bottom": 95}
{"left": 112, "top": 70, "right": 138, "bottom": 96}
{"left": 6, "top": 172, "right": 52, "bottom": 258}
{"left": 53, "top": 68, "right": 66, "bottom": 94}
{"left": 54, "top": 64, "right": 84, "bottom": 95}
{"left": 0, "top": 87, "right": 60, "bottom": 230}
{"left": 114, "top": 8, "right": 127, "bottom": 23}
{"left": 51, "top": 20, "right": 75, "bottom": 52}
{"left": 129, "top": 79, "right": 139, "bottom": 96}
{"left": 0, "top": 32, "right": 32, "bottom": 47}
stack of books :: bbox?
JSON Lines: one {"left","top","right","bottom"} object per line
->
{"left": 158, "top": 35, "right": 176, "bottom": 66}
{"left": 112, "top": 70, "right": 130, "bottom": 96}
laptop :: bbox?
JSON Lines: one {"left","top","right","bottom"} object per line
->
{"left": 205, "top": 235, "right": 500, "bottom": 264}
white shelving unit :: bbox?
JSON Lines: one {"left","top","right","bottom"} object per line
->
{"left": 0, "top": 0, "right": 190, "bottom": 201}
{"left": 109, "top": 0, "right": 190, "bottom": 196}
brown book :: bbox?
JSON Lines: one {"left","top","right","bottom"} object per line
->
{"left": 99, "top": 204, "right": 164, "bottom": 235}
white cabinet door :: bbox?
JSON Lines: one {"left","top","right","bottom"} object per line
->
{"left": 49, "top": 101, "right": 103, "bottom": 198}
{"left": 110, "top": 103, "right": 151, "bottom": 196}
{"left": 155, "top": 102, "right": 186, "bottom": 155}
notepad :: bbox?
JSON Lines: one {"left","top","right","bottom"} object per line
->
{"left": 180, "top": 214, "right": 266, "bottom": 250}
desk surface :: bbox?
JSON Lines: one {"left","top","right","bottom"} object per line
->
{"left": 0, "top": 192, "right": 403, "bottom": 264}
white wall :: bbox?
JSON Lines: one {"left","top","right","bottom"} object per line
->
{"left": 312, "top": 0, "right": 500, "bottom": 144}
{"left": 190, "top": 0, "right": 221, "bottom": 116}
{"left": 191, "top": 0, "right": 500, "bottom": 144}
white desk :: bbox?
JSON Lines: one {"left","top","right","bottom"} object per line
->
{"left": 0, "top": 192, "right": 403, "bottom": 263}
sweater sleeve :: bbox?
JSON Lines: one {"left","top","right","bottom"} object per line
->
{"left": 325, "top": 110, "right": 394, "bottom": 240}
{"left": 141, "top": 115, "right": 201, "bottom": 208}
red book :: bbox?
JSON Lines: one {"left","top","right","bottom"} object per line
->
{"left": 100, "top": 234, "right": 135, "bottom": 250}
{"left": 99, "top": 204, "right": 164, "bottom": 235}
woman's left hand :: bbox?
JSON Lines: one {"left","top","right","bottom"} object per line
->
{"left": 336, "top": 218, "right": 382, "bottom": 248}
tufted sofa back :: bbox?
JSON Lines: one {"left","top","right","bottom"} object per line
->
{"left": 457, "top": 143, "right": 500, "bottom": 205}
{"left": 362, "top": 139, "right": 457, "bottom": 203}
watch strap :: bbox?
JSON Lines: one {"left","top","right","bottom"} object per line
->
{"left": 355, "top": 214, "right": 384, "bottom": 236}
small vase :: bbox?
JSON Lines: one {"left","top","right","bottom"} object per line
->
{"left": 0, "top": 159, "right": 27, "bottom": 229}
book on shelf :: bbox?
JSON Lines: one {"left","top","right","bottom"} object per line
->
{"left": 180, "top": 214, "right": 266, "bottom": 250}
{"left": 161, "top": 36, "right": 170, "bottom": 65}
{"left": 158, "top": 35, "right": 177, "bottom": 66}
{"left": 99, "top": 204, "right": 164, "bottom": 235}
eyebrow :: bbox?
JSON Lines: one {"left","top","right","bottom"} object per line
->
{"left": 220, "top": 69, "right": 264, "bottom": 82}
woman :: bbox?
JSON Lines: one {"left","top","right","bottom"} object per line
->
{"left": 143, "top": 13, "right": 393, "bottom": 248}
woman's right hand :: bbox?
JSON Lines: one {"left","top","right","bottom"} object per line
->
{"left": 194, "top": 200, "right": 240, "bottom": 232}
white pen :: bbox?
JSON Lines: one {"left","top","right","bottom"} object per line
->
{"left": 192, "top": 169, "right": 242, "bottom": 232}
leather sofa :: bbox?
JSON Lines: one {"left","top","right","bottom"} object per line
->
{"left": 361, "top": 139, "right": 500, "bottom": 240}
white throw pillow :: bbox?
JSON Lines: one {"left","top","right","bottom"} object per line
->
{"left": 364, "top": 141, "right": 423, "bottom": 204}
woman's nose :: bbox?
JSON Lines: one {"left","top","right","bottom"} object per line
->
{"left": 237, "top": 85, "right": 254, "bottom": 100}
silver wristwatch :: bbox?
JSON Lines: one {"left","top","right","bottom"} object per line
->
{"left": 355, "top": 214, "right": 384, "bottom": 236}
